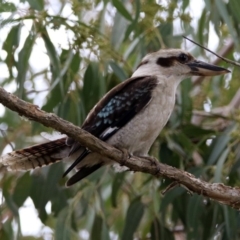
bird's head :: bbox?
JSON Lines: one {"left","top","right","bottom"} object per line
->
{"left": 132, "top": 49, "right": 230, "bottom": 82}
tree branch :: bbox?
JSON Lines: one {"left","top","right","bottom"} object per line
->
{"left": 1, "top": 87, "right": 240, "bottom": 209}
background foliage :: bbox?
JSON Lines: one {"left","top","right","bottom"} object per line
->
{"left": 1, "top": 0, "right": 240, "bottom": 239}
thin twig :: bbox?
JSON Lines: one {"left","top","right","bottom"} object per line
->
{"left": 183, "top": 36, "right": 239, "bottom": 67}
{"left": 161, "top": 181, "right": 179, "bottom": 195}
{"left": 191, "top": 39, "right": 234, "bottom": 86}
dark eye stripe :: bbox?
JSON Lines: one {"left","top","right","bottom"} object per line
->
{"left": 156, "top": 54, "right": 193, "bottom": 68}
{"left": 156, "top": 57, "right": 175, "bottom": 67}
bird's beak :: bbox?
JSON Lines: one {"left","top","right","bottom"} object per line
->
{"left": 187, "top": 60, "right": 230, "bottom": 76}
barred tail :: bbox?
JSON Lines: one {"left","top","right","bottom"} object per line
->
{"left": 0, "top": 138, "right": 70, "bottom": 171}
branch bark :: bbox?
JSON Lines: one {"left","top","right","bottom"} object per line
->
{"left": 1, "top": 87, "right": 240, "bottom": 209}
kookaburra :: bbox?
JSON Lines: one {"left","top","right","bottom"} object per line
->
{"left": 0, "top": 49, "right": 229, "bottom": 186}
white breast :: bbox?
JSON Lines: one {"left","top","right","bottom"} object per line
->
{"left": 107, "top": 76, "right": 178, "bottom": 156}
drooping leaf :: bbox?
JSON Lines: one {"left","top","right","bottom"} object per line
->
{"left": 207, "top": 125, "right": 234, "bottom": 165}
{"left": 81, "top": 62, "right": 106, "bottom": 113}
{"left": 150, "top": 217, "right": 174, "bottom": 240}
{"left": 2, "top": 177, "right": 19, "bottom": 217}
{"left": 186, "top": 195, "right": 203, "bottom": 239}
{"left": 16, "top": 28, "right": 36, "bottom": 98}
{"left": 90, "top": 214, "right": 110, "bottom": 240}
{"left": 91, "top": 214, "right": 103, "bottom": 240}
{"left": 215, "top": 0, "right": 238, "bottom": 45}
{"left": 121, "top": 197, "right": 144, "bottom": 240}
{"left": 112, "top": 0, "right": 132, "bottom": 22}
{"left": 12, "top": 172, "right": 32, "bottom": 207}
{"left": 26, "top": 0, "right": 44, "bottom": 11}
{"left": 111, "top": 4, "right": 129, "bottom": 50}
{"left": 213, "top": 148, "right": 229, "bottom": 183}
{"left": 0, "top": 1, "right": 16, "bottom": 12}
{"left": 180, "top": 78, "right": 192, "bottom": 122}
{"left": 55, "top": 208, "right": 78, "bottom": 240}
{"left": 111, "top": 172, "right": 125, "bottom": 207}
{"left": 109, "top": 61, "right": 127, "bottom": 81}
{"left": 3, "top": 24, "right": 21, "bottom": 77}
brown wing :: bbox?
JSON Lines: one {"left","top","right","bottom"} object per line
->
{"left": 67, "top": 75, "right": 157, "bottom": 153}
{"left": 64, "top": 76, "right": 158, "bottom": 185}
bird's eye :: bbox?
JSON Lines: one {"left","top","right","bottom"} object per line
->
{"left": 178, "top": 53, "right": 189, "bottom": 63}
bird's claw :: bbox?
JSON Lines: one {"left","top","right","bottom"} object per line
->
{"left": 118, "top": 148, "right": 131, "bottom": 166}
{"left": 144, "top": 156, "right": 160, "bottom": 175}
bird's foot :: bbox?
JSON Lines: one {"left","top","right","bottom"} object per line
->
{"left": 118, "top": 148, "right": 132, "bottom": 166}
{"left": 143, "top": 156, "right": 160, "bottom": 175}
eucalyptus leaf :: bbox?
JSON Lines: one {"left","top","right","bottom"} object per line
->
{"left": 16, "top": 28, "right": 36, "bottom": 98}
{"left": 112, "top": 0, "right": 132, "bottom": 21}
{"left": 122, "top": 197, "right": 144, "bottom": 240}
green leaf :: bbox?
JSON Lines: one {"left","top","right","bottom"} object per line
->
{"left": 26, "top": 0, "right": 44, "bottom": 10}
{"left": 222, "top": 205, "right": 238, "bottom": 239}
{"left": 160, "top": 188, "right": 185, "bottom": 213}
{"left": 3, "top": 24, "right": 22, "bottom": 78}
{"left": 50, "top": 50, "right": 74, "bottom": 92}
{"left": 158, "top": 22, "right": 173, "bottom": 47}
{"left": 150, "top": 218, "right": 174, "bottom": 240}
{"left": 42, "top": 46, "right": 80, "bottom": 111}
{"left": 182, "top": 0, "right": 189, "bottom": 11}
{"left": 111, "top": 172, "right": 125, "bottom": 207}
{"left": 111, "top": 7, "right": 129, "bottom": 49}
{"left": 109, "top": 61, "right": 127, "bottom": 81}
{"left": 122, "top": 197, "right": 144, "bottom": 240}
{"left": 0, "top": 1, "right": 16, "bottom": 13}
{"left": 228, "top": 0, "right": 240, "bottom": 23}
{"left": 16, "top": 29, "right": 36, "bottom": 98}
{"left": 1, "top": 220, "right": 14, "bottom": 240}
{"left": 215, "top": 0, "right": 238, "bottom": 45}
{"left": 181, "top": 124, "right": 214, "bottom": 138}
{"left": 198, "top": 9, "right": 207, "bottom": 47}
{"left": 41, "top": 28, "right": 63, "bottom": 109}
{"left": 124, "top": 0, "right": 140, "bottom": 40}
{"left": 186, "top": 195, "right": 203, "bottom": 239}
{"left": 207, "top": 124, "right": 234, "bottom": 165}
{"left": 41, "top": 28, "right": 61, "bottom": 77}
{"left": 172, "top": 132, "right": 195, "bottom": 153}
{"left": 214, "top": 148, "right": 229, "bottom": 183}
{"left": 2, "top": 178, "right": 19, "bottom": 217}
{"left": 46, "top": 160, "right": 64, "bottom": 190}
{"left": 90, "top": 213, "right": 110, "bottom": 240}
{"left": 101, "top": 221, "right": 111, "bottom": 240}
{"left": 3, "top": 24, "right": 21, "bottom": 52}
{"left": 12, "top": 172, "right": 32, "bottom": 207}
{"left": 30, "top": 168, "right": 61, "bottom": 222}
{"left": 112, "top": 0, "right": 132, "bottom": 21}
{"left": 81, "top": 62, "right": 106, "bottom": 113}
{"left": 51, "top": 188, "right": 68, "bottom": 216}
{"left": 123, "top": 36, "right": 141, "bottom": 61}
{"left": 91, "top": 214, "right": 103, "bottom": 240}
{"left": 166, "top": 135, "right": 186, "bottom": 158}
{"left": 55, "top": 208, "right": 78, "bottom": 240}
{"left": 180, "top": 78, "right": 192, "bottom": 122}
